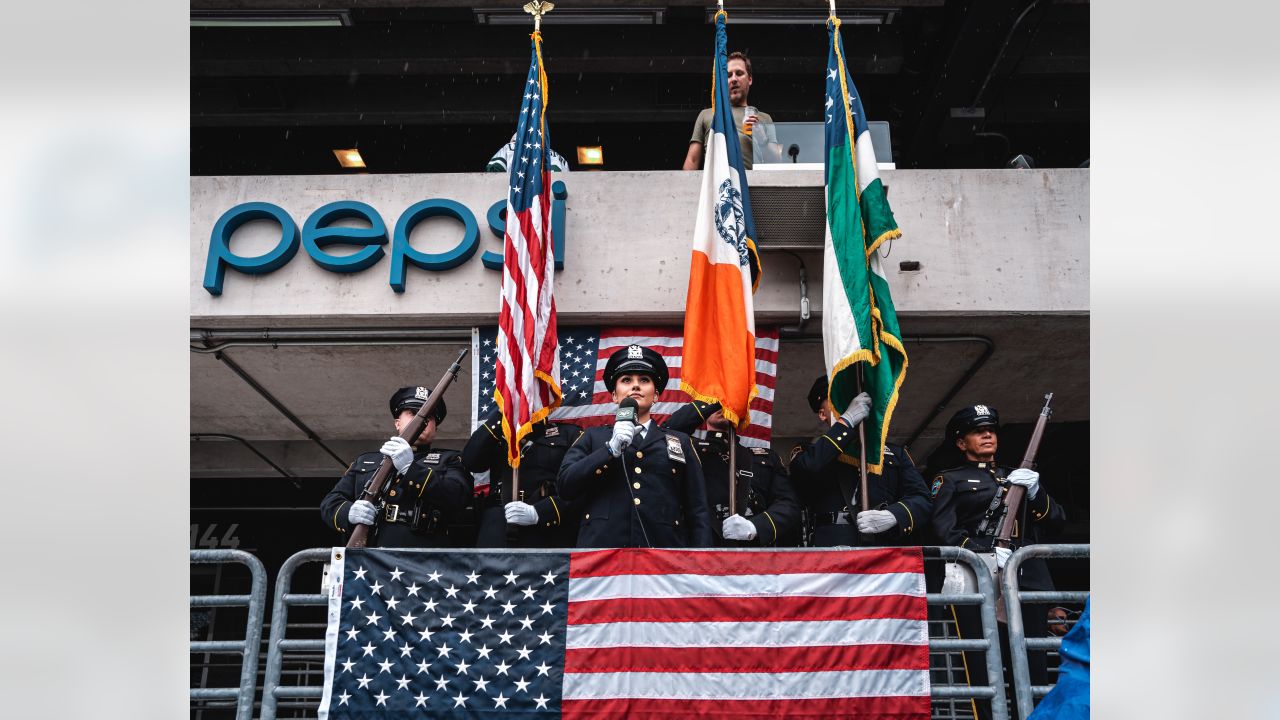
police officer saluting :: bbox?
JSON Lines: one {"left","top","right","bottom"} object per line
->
{"left": 663, "top": 400, "right": 800, "bottom": 546}
{"left": 320, "top": 386, "right": 472, "bottom": 547}
{"left": 463, "top": 409, "right": 582, "bottom": 548}
{"left": 931, "top": 403, "right": 1067, "bottom": 718}
{"left": 789, "top": 375, "right": 932, "bottom": 547}
{"left": 557, "top": 344, "right": 713, "bottom": 548}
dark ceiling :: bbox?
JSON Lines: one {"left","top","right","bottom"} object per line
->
{"left": 191, "top": 0, "right": 1088, "bottom": 175}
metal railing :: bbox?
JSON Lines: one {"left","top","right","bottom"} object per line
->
{"left": 1002, "top": 544, "right": 1090, "bottom": 720}
{"left": 261, "top": 548, "right": 331, "bottom": 720}
{"left": 928, "top": 546, "right": 1010, "bottom": 720}
{"left": 191, "top": 549, "right": 268, "bottom": 720}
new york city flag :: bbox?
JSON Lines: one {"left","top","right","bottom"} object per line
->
{"left": 319, "top": 547, "right": 930, "bottom": 718}
{"left": 822, "top": 17, "right": 908, "bottom": 474}
{"left": 680, "top": 9, "right": 763, "bottom": 432}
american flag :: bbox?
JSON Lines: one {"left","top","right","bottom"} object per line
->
{"left": 319, "top": 547, "right": 931, "bottom": 719}
{"left": 473, "top": 325, "right": 780, "bottom": 448}
{"left": 493, "top": 30, "right": 561, "bottom": 469}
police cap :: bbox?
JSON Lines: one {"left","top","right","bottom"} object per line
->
{"left": 807, "top": 375, "right": 829, "bottom": 413}
{"left": 602, "top": 344, "right": 669, "bottom": 393}
{"left": 389, "top": 386, "right": 447, "bottom": 424}
{"left": 946, "top": 404, "right": 999, "bottom": 440}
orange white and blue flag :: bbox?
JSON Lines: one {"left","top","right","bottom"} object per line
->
{"left": 680, "top": 10, "right": 762, "bottom": 431}
{"left": 493, "top": 30, "right": 562, "bottom": 469}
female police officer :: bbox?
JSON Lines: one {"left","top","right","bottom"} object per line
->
{"left": 931, "top": 403, "right": 1067, "bottom": 719}
{"left": 556, "top": 344, "right": 713, "bottom": 548}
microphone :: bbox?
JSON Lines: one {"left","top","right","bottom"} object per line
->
{"left": 616, "top": 397, "right": 639, "bottom": 424}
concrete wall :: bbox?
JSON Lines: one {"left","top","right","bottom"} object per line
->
{"left": 190, "top": 168, "right": 1088, "bottom": 325}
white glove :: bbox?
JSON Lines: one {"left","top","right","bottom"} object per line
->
{"left": 380, "top": 436, "right": 414, "bottom": 474}
{"left": 607, "top": 420, "right": 637, "bottom": 457}
{"left": 995, "top": 546, "right": 1012, "bottom": 570}
{"left": 348, "top": 500, "right": 378, "bottom": 526}
{"left": 840, "top": 392, "right": 873, "bottom": 427}
{"left": 504, "top": 501, "right": 539, "bottom": 526}
{"left": 856, "top": 509, "right": 898, "bottom": 534}
{"left": 1007, "top": 468, "right": 1040, "bottom": 500}
{"left": 722, "top": 514, "right": 757, "bottom": 541}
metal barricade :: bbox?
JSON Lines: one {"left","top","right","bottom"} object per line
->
{"left": 928, "top": 546, "right": 1011, "bottom": 720}
{"left": 191, "top": 549, "right": 268, "bottom": 720}
{"left": 1002, "top": 544, "right": 1090, "bottom": 720}
{"left": 261, "top": 548, "right": 332, "bottom": 720}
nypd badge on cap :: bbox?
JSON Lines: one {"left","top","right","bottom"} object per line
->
{"left": 627, "top": 344, "right": 643, "bottom": 359}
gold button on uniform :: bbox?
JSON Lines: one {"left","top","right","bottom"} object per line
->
{"left": 595, "top": 469, "right": 602, "bottom": 476}
{"left": 389, "top": 490, "right": 397, "bottom": 497}
{"left": 633, "top": 482, "right": 641, "bottom": 489}
{"left": 635, "top": 451, "right": 644, "bottom": 459}
{"left": 633, "top": 498, "right": 641, "bottom": 505}
{"left": 634, "top": 467, "right": 642, "bottom": 474}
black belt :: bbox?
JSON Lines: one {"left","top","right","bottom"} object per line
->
{"left": 384, "top": 504, "right": 421, "bottom": 525}
{"left": 812, "top": 510, "right": 853, "bottom": 526}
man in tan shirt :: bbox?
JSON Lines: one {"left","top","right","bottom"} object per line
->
{"left": 682, "top": 52, "right": 781, "bottom": 171}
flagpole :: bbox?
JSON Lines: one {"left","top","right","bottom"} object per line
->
{"left": 727, "top": 425, "right": 737, "bottom": 520}
{"left": 855, "top": 367, "right": 870, "bottom": 512}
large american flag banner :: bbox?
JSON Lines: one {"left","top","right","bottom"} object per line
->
{"left": 320, "top": 547, "right": 930, "bottom": 718}
{"left": 473, "top": 325, "right": 779, "bottom": 448}
{"left": 493, "top": 29, "right": 562, "bottom": 469}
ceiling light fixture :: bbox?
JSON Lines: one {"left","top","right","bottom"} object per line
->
{"left": 191, "top": 10, "right": 352, "bottom": 28}
{"left": 476, "top": 7, "right": 664, "bottom": 25}
{"left": 333, "top": 148, "right": 366, "bottom": 169}
{"left": 576, "top": 146, "right": 604, "bottom": 166}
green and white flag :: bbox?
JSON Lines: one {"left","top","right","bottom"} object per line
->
{"left": 822, "top": 17, "right": 908, "bottom": 474}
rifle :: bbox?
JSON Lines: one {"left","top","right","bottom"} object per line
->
{"left": 347, "top": 348, "right": 470, "bottom": 549}
{"left": 994, "top": 392, "right": 1054, "bottom": 549}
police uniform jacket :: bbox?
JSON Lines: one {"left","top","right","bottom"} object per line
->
{"left": 929, "top": 459, "right": 1067, "bottom": 590}
{"left": 557, "top": 421, "right": 713, "bottom": 548}
{"left": 662, "top": 402, "right": 800, "bottom": 546}
{"left": 788, "top": 421, "right": 931, "bottom": 546}
{"left": 462, "top": 410, "right": 582, "bottom": 547}
{"left": 320, "top": 444, "right": 471, "bottom": 548}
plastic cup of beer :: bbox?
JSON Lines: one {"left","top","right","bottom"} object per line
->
{"left": 743, "top": 106, "right": 757, "bottom": 136}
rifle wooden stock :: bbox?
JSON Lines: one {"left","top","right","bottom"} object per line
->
{"left": 347, "top": 347, "right": 470, "bottom": 549}
{"left": 994, "top": 392, "right": 1053, "bottom": 548}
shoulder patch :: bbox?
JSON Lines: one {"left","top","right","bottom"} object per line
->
{"left": 788, "top": 444, "right": 806, "bottom": 463}
{"left": 931, "top": 475, "right": 944, "bottom": 498}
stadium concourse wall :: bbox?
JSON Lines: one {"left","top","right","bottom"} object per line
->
{"left": 190, "top": 168, "right": 1088, "bottom": 327}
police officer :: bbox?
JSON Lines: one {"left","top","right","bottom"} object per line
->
{"left": 462, "top": 409, "right": 582, "bottom": 548}
{"left": 931, "top": 403, "right": 1067, "bottom": 720}
{"left": 788, "top": 375, "right": 932, "bottom": 547}
{"left": 663, "top": 400, "right": 800, "bottom": 546}
{"left": 557, "top": 344, "right": 713, "bottom": 548}
{"left": 320, "top": 386, "right": 472, "bottom": 548}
